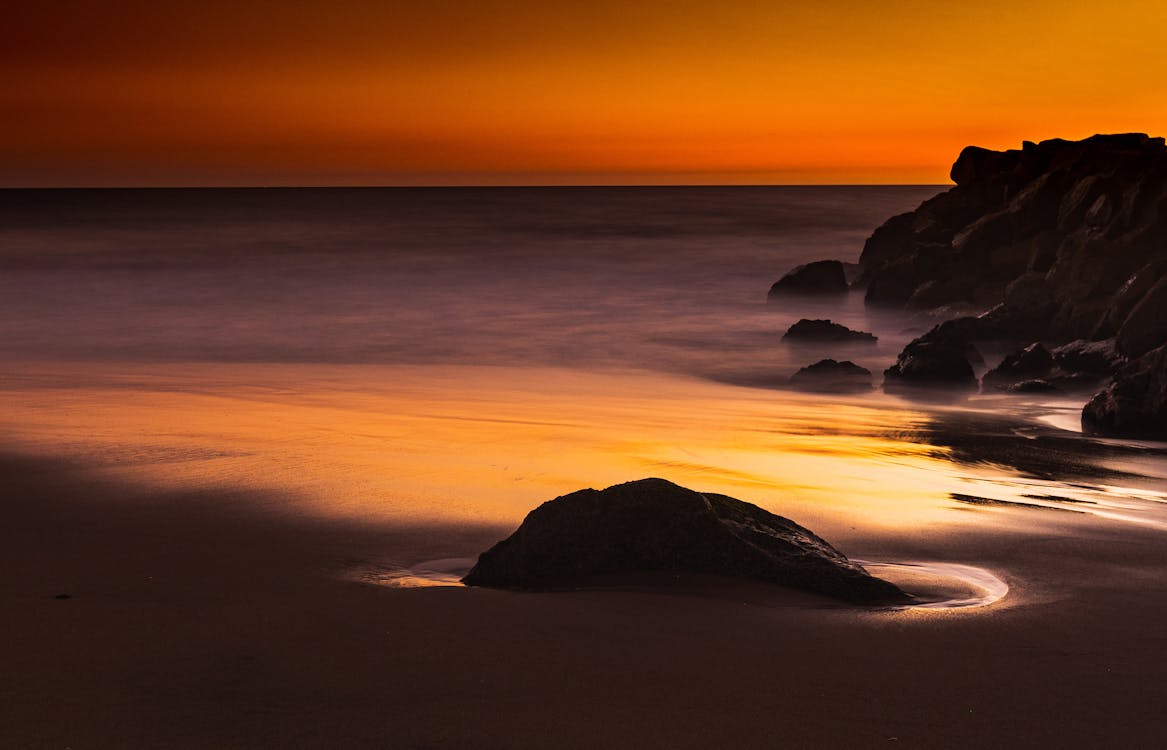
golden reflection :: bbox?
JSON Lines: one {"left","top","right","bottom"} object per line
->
{"left": 0, "top": 361, "right": 1131, "bottom": 538}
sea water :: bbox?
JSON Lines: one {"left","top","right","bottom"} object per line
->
{"left": 1, "top": 186, "right": 1164, "bottom": 546}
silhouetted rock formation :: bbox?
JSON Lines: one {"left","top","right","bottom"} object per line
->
{"left": 789, "top": 359, "right": 872, "bottom": 393}
{"left": 851, "top": 133, "right": 1167, "bottom": 435}
{"left": 1082, "top": 345, "right": 1167, "bottom": 437}
{"left": 861, "top": 134, "right": 1167, "bottom": 321}
{"left": 1008, "top": 379, "right": 1061, "bottom": 394}
{"left": 883, "top": 319, "right": 982, "bottom": 389}
{"left": 1052, "top": 339, "right": 1121, "bottom": 378}
{"left": 982, "top": 343, "right": 1054, "bottom": 389}
{"left": 782, "top": 318, "right": 877, "bottom": 344}
{"left": 767, "top": 260, "right": 847, "bottom": 298}
{"left": 463, "top": 478, "right": 910, "bottom": 605}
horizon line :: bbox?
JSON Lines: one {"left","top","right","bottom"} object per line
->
{"left": 0, "top": 183, "right": 953, "bottom": 190}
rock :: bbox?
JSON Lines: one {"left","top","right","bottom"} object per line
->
{"left": 950, "top": 145, "right": 1010, "bottom": 187}
{"left": 853, "top": 133, "right": 1167, "bottom": 436}
{"left": 1001, "top": 273, "right": 1055, "bottom": 334}
{"left": 1105, "top": 260, "right": 1167, "bottom": 334}
{"left": 789, "top": 359, "right": 872, "bottom": 393}
{"left": 907, "top": 277, "right": 975, "bottom": 309}
{"left": 782, "top": 319, "right": 877, "bottom": 344}
{"left": 462, "top": 478, "right": 910, "bottom": 605}
{"left": 767, "top": 260, "right": 847, "bottom": 298}
{"left": 860, "top": 135, "right": 1167, "bottom": 324}
{"left": 1050, "top": 339, "right": 1122, "bottom": 377}
{"left": 1008, "top": 379, "right": 1061, "bottom": 394}
{"left": 1082, "top": 345, "right": 1167, "bottom": 437}
{"left": 883, "top": 319, "right": 986, "bottom": 389}
{"left": 1117, "top": 276, "right": 1167, "bottom": 359}
{"left": 982, "top": 343, "right": 1054, "bottom": 389}
{"left": 864, "top": 256, "right": 929, "bottom": 305}
{"left": 1046, "top": 373, "right": 1111, "bottom": 393}
{"left": 884, "top": 340, "right": 977, "bottom": 388}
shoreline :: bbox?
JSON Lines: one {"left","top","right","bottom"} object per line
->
{"left": 3, "top": 345, "right": 1166, "bottom": 748}
{"left": 5, "top": 445, "right": 1167, "bottom": 747}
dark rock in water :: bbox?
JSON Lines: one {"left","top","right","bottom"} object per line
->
{"left": 884, "top": 342, "right": 976, "bottom": 388}
{"left": 1082, "top": 345, "right": 1167, "bottom": 437}
{"left": 789, "top": 359, "right": 872, "bottom": 394}
{"left": 917, "top": 313, "right": 1012, "bottom": 355}
{"left": 1051, "top": 339, "right": 1122, "bottom": 377}
{"left": 1049, "top": 373, "right": 1112, "bottom": 393}
{"left": 767, "top": 260, "right": 847, "bottom": 298}
{"left": 1008, "top": 379, "right": 1061, "bottom": 394}
{"left": 982, "top": 343, "right": 1054, "bottom": 389}
{"left": 839, "top": 133, "right": 1167, "bottom": 436}
{"left": 883, "top": 320, "right": 982, "bottom": 388}
{"left": 463, "top": 478, "right": 910, "bottom": 605}
{"left": 782, "top": 319, "right": 877, "bottom": 344}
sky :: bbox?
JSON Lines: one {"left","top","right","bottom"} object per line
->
{"left": 4, "top": 0, "right": 1166, "bottom": 186}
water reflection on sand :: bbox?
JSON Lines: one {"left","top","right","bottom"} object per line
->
{"left": 1, "top": 361, "right": 1166, "bottom": 545}
{"left": 0, "top": 362, "right": 943, "bottom": 530}
{"left": 860, "top": 561, "right": 1010, "bottom": 610}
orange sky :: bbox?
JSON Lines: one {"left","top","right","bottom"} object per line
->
{"left": 4, "top": 1, "right": 1166, "bottom": 186}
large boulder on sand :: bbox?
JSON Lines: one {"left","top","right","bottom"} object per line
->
{"left": 463, "top": 478, "right": 910, "bottom": 605}
{"left": 782, "top": 319, "right": 877, "bottom": 344}
{"left": 768, "top": 260, "right": 848, "bottom": 298}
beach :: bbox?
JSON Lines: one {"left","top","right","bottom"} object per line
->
{"left": 5, "top": 442, "right": 1167, "bottom": 749}
{"left": 4, "top": 186, "right": 1167, "bottom": 747}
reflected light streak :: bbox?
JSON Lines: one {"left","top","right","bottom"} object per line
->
{"left": 3, "top": 361, "right": 1166, "bottom": 541}
{"left": 0, "top": 362, "right": 963, "bottom": 535}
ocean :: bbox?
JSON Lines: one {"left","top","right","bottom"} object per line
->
{"left": 2, "top": 186, "right": 1164, "bottom": 559}
{"left": 0, "top": 186, "right": 938, "bottom": 374}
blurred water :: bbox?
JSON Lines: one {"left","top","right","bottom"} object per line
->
{"left": 0, "top": 186, "right": 940, "bottom": 380}
{"left": 3, "top": 186, "right": 1167, "bottom": 548}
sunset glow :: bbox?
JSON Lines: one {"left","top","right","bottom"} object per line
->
{"left": 0, "top": 361, "right": 1079, "bottom": 537}
{"left": 6, "top": 1, "right": 1166, "bottom": 186}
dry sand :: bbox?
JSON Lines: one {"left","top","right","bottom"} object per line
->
{"left": 4, "top": 450, "right": 1167, "bottom": 749}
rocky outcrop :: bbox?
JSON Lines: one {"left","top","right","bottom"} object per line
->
{"left": 861, "top": 134, "right": 1167, "bottom": 329}
{"left": 1008, "top": 379, "right": 1061, "bottom": 394}
{"left": 883, "top": 318, "right": 985, "bottom": 389}
{"left": 982, "top": 343, "right": 1054, "bottom": 389}
{"left": 1052, "top": 339, "right": 1122, "bottom": 377}
{"left": 463, "top": 478, "right": 910, "bottom": 605}
{"left": 789, "top": 359, "right": 872, "bottom": 393}
{"left": 853, "top": 134, "right": 1167, "bottom": 434}
{"left": 767, "top": 260, "right": 847, "bottom": 297}
{"left": 1082, "top": 345, "right": 1167, "bottom": 437}
{"left": 782, "top": 319, "right": 877, "bottom": 344}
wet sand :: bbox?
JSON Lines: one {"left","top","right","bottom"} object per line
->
{"left": 5, "top": 450, "right": 1167, "bottom": 749}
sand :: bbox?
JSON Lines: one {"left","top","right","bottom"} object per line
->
{"left": 4, "top": 450, "right": 1167, "bottom": 749}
